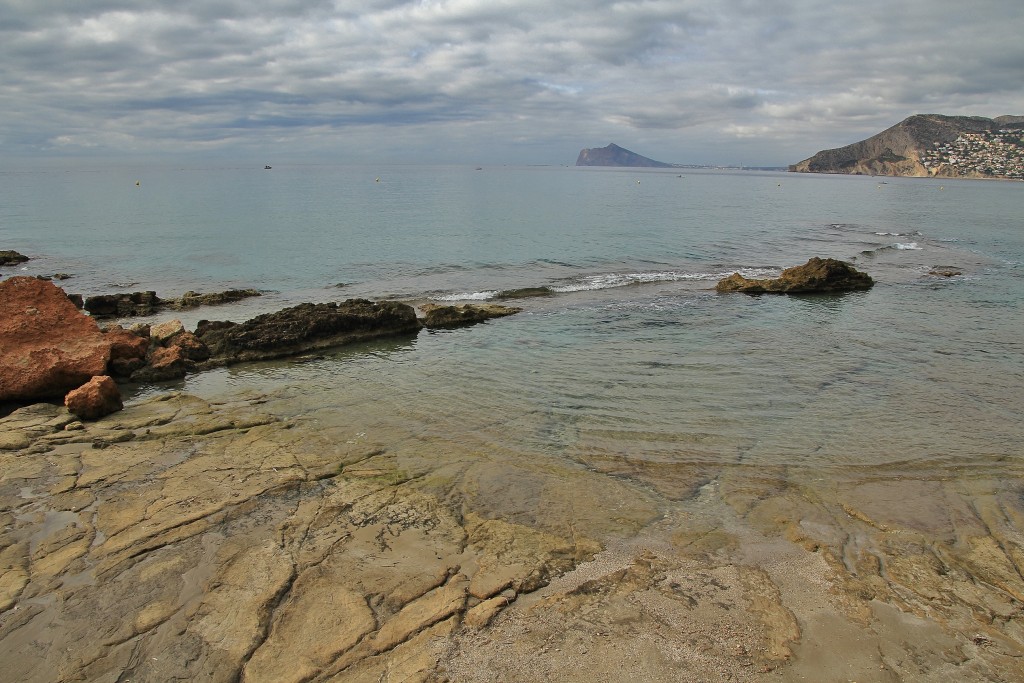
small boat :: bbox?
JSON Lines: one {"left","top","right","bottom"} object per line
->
{"left": 264, "top": 165, "right": 272, "bottom": 170}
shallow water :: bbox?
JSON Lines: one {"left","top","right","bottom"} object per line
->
{"left": 5, "top": 164, "right": 1019, "bottom": 477}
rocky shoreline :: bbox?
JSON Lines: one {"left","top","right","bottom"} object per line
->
{"left": 3, "top": 258, "right": 1022, "bottom": 681}
{"left": 0, "top": 275, "right": 521, "bottom": 419}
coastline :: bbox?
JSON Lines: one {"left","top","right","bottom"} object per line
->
{"left": 3, "top": 381, "right": 1023, "bottom": 681}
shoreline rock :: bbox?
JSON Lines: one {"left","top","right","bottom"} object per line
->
{"left": 0, "top": 249, "right": 29, "bottom": 266}
{"left": 64, "top": 375, "right": 122, "bottom": 419}
{"left": 195, "top": 299, "right": 423, "bottom": 365}
{"left": 716, "top": 257, "right": 874, "bottom": 294}
{"left": 0, "top": 277, "right": 112, "bottom": 402}
{"left": 420, "top": 303, "right": 523, "bottom": 329}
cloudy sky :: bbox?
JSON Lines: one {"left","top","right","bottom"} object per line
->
{"left": 2, "top": 0, "right": 1022, "bottom": 166}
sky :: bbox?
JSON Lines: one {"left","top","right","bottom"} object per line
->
{"left": 1, "top": 0, "right": 1023, "bottom": 167}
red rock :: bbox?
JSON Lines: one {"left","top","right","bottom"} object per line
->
{"left": 64, "top": 375, "right": 123, "bottom": 420}
{"left": 105, "top": 325, "right": 150, "bottom": 362}
{"left": 0, "top": 277, "right": 112, "bottom": 401}
{"left": 105, "top": 326, "right": 150, "bottom": 378}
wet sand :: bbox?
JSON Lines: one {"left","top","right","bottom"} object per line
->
{"left": 2, "top": 390, "right": 1023, "bottom": 682}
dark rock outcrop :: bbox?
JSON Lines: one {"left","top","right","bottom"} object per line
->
{"left": 195, "top": 299, "right": 422, "bottom": 365}
{"left": 83, "top": 289, "right": 262, "bottom": 318}
{"left": 716, "top": 258, "right": 874, "bottom": 294}
{"left": 64, "top": 375, "right": 122, "bottom": 420}
{"left": 0, "top": 250, "right": 30, "bottom": 266}
{"left": 420, "top": 303, "right": 523, "bottom": 329}
{"left": 576, "top": 143, "right": 676, "bottom": 168}
{"left": 0, "top": 277, "right": 111, "bottom": 402}
{"left": 84, "top": 291, "right": 161, "bottom": 318}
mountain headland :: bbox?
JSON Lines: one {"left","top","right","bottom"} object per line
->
{"left": 790, "top": 114, "right": 1024, "bottom": 179}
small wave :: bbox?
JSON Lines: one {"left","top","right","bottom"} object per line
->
{"left": 862, "top": 242, "right": 923, "bottom": 256}
{"left": 551, "top": 268, "right": 778, "bottom": 293}
{"left": 551, "top": 271, "right": 686, "bottom": 293}
{"left": 430, "top": 267, "right": 781, "bottom": 300}
{"left": 431, "top": 290, "right": 498, "bottom": 302}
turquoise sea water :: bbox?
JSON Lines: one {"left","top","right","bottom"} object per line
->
{"left": 1, "top": 164, "right": 1021, "bottom": 475}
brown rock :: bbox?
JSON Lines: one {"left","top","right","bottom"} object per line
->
{"left": 131, "top": 346, "right": 187, "bottom": 383}
{"left": 105, "top": 325, "right": 150, "bottom": 361}
{"left": 0, "top": 277, "right": 112, "bottom": 401}
{"left": 929, "top": 267, "right": 962, "bottom": 277}
{"left": 420, "top": 303, "right": 522, "bottom": 329}
{"left": 64, "top": 375, "right": 123, "bottom": 420}
{"left": 169, "top": 330, "right": 211, "bottom": 362}
{"left": 716, "top": 257, "right": 874, "bottom": 294}
{"left": 103, "top": 325, "right": 151, "bottom": 378}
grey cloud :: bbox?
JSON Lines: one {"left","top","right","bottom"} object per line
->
{"left": 0, "top": 0, "right": 1022, "bottom": 165}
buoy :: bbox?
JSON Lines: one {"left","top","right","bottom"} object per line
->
{"left": 135, "top": 181, "right": 140, "bottom": 186}
{"left": 375, "top": 177, "right": 380, "bottom": 183}
{"left": 636, "top": 179, "right": 640, "bottom": 184}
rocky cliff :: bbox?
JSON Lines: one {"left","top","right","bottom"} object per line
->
{"left": 576, "top": 143, "right": 676, "bottom": 167}
{"left": 790, "top": 114, "right": 1024, "bottom": 178}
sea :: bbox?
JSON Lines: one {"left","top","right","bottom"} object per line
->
{"left": 1, "top": 163, "right": 1022, "bottom": 478}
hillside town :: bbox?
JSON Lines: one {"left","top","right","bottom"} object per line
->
{"left": 921, "top": 128, "right": 1024, "bottom": 178}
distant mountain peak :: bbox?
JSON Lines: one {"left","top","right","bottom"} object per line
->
{"left": 576, "top": 143, "right": 675, "bottom": 168}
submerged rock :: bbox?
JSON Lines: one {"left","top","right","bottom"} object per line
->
{"left": 495, "top": 287, "right": 554, "bottom": 300}
{"left": 64, "top": 375, "right": 122, "bottom": 420}
{"left": 716, "top": 257, "right": 874, "bottom": 294}
{"left": 420, "top": 303, "right": 523, "bottom": 329}
{"left": 929, "top": 266, "right": 963, "bottom": 277}
{"left": 171, "top": 288, "right": 262, "bottom": 309}
{"left": 196, "top": 299, "right": 422, "bottom": 365}
{"left": 0, "top": 277, "right": 111, "bottom": 402}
